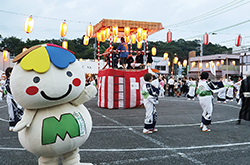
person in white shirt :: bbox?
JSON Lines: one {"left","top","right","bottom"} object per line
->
{"left": 187, "top": 77, "right": 196, "bottom": 100}
{"left": 234, "top": 76, "right": 242, "bottom": 105}
{"left": 226, "top": 77, "right": 234, "bottom": 102}
{"left": 168, "top": 76, "right": 175, "bottom": 96}
{"left": 0, "top": 73, "right": 6, "bottom": 101}
{"left": 196, "top": 72, "right": 220, "bottom": 132}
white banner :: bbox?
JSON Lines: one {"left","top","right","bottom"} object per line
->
{"left": 209, "top": 62, "right": 216, "bottom": 76}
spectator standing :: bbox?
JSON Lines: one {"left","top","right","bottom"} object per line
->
{"left": 168, "top": 76, "right": 175, "bottom": 96}
{"left": 159, "top": 76, "right": 165, "bottom": 97}
{"left": 174, "top": 80, "right": 179, "bottom": 97}
{"left": 182, "top": 77, "right": 188, "bottom": 97}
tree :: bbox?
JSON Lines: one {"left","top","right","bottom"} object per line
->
{"left": 0, "top": 36, "right": 233, "bottom": 60}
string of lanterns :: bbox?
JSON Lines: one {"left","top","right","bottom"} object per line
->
{"left": 190, "top": 59, "right": 235, "bottom": 69}
{"left": 22, "top": 15, "right": 243, "bottom": 66}
{"left": 23, "top": 15, "right": 244, "bottom": 48}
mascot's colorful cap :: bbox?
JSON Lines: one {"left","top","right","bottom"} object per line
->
{"left": 13, "top": 44, "right": 76, "bottom": 73}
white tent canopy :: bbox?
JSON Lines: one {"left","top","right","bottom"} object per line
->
{"left": 79, "top": 61, "right": 106, "bottom": 74}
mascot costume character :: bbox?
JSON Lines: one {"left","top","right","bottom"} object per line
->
{"left": 11, "top": 44, "right": 97, "bottom": 165}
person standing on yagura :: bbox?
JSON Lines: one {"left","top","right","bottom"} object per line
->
{"left": 117, "top": 37, "right": 129, "bottom": 69}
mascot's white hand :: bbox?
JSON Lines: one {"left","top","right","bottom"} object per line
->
{"left": 13, "top": 109, "right": 37, "bottom": 132}
{"left": 70, "top": 85, "right": 97, "bottom": 106}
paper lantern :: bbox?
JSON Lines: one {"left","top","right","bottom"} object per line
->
{"left": 203, "top": 33, "right": 209, "bottom": 45}
{"left": 166, "top": 30, "right": 172, "bottom": 43}
{"left": 199, "top": 62, "right": 202, "bottom": 69}
{"left": 62, "top": 40, "right": 68, "bottom": 49}
{"left": 137, "top": 42, "right": 142, "bottom": 49}
{"left": 235, "top": 34, "right": 242, "bottom": 47}
{"left": 221, "top": 59, "right": 224, "bottom": 65}
{"left": 101, "top": 30, "right": 106, "bottom": 42}
{"left": 3, "top": 50, "right": 8, "bottom": 62}
{"left": 163, "top": 52, "right": 168, "bottom": 60}
{"left": 206, "top": 63, "right": 209, "bottom": 68}
{"left": 24, "top": 15, "right": 34, "bottom": 34}
{"left": 131, "top": 34, "right": 136, "bottom": 44}
{"left": 60, "top": 21, "right": 68, "bottom": 37}
{"left": 183, "top": 60, "right": 187, "bottom": 67}
{"left": 232, "top": 60, "right": 236, "bottom": 66}
{"left": 113, "top": 26, "right": 118, "bottom": 36}
{"left": 83, "top": 36, "right": 89, "bottom": 45}
{"left": 173, "top": 56, "right": 178, "bottom": 64}
{"left": 125, "top": 36, "right": 130, "bottom": 43}
{"left": 211, "top": 61, "right": 214, "bottom": 68}
{"left": 216, "top": 61, "right": 220, "bottom": 67}
{"left": 86, "top": 24, "right": 93, "bottom": 38}
{"left": 124, "top": 27, "right": 130, "bottom": 37}
{"left": 105, "top": 28, "right": 111, "bottom": 39}
{"left": 178, "top": 61, "right": 181, "bottom": 66}
{"left": 137, "top": 28, "right": 143, "bottom": 38}
{"left": 167, "top": 61, "right": 171, "bottom": 66}
{"left": 142, "top": 30, "right": 147, "bottom": 40}
{"left": 97, "top": 32, "right": 102, "bottom": 42}
{"left": 137, "top": 32, "right": 142, "bottom": 42}
{"left": 22, "top": 47, "right": 27, "bottom": 52}
{"left": 151, "top": 47, "right": 156, "bottom": 56}
{"left": 191, "top": 62, "right": 195, "bottom": 68}
{"left": 113, "top": 36, "right": 118, "bottom": 43}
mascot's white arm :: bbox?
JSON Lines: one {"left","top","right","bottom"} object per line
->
{"left": 70, "top": 85, "right": 97, "bottom": 106}
{"left": 13, "top": 109, "right": 37, "bottom": 132}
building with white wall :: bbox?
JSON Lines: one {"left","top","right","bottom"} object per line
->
{"left": 150, "top": 56, "right": 169, "bottom": 74}
{"left": 189, "top": 54, "right": 240, "bottom": 80}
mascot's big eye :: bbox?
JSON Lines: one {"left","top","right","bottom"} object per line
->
{"left": 33, "top": 76, "right": 40, "bottom": 83}
{"left": 66, "top": 71, "right": 73, "bottom": 77}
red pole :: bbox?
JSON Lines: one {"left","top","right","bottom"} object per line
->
{"left": 98, "top": 41, "right": 100, "bottom": 70}
{"left": 109, "top": 37, "right": 112, "bottom": 68}
{"left": 130, "top": 42, "right": 132, "bottom": 56}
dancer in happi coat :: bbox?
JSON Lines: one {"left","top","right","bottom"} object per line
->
{"left": 196, "top": 72, "right": 220, "bottom": 132}
{"left": 236, "top": 71, "right": 250, "bottom": 124}
{"left": 141, "top": 73, "right": 159, "bottom": 134}
{"left": 4, "top": 67, "right": 24, "bottom": 131}
{"left": 187, "top": 77, "right": 196, "bottom": 100}
{"left": 226, "top": 77, "right": 234, "bottom": 102}
{"left": 234, "top": 76, "right": 242, "bottom": 106}
{"left": 213, "top": 77, "right": 227, "bottom": 104}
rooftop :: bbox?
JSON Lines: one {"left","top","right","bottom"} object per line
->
{"left": 190, "top": 54, "right": 240, "bottom": 62}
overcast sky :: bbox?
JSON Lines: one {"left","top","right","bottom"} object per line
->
{"left": 1, "top": 0, "right": 250, "bottom": 49}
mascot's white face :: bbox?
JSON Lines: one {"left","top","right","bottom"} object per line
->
{"left": 10, "top": 44, "right": 85, "bottom": 109}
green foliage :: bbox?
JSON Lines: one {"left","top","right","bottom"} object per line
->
{"left": 0, "top": 36, "right": 232, "bottom": 60}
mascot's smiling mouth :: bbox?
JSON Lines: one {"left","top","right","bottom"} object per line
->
{"left": 41, "top": 84, "right": 72, "bottom": 100}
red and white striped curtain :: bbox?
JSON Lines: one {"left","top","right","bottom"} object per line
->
{"left": 97, "top": 68, "right": 148, "bottom": 109}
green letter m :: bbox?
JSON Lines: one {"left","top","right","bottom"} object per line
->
{"left": 42, "top": 113, "right": 80, "bottom": 145}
